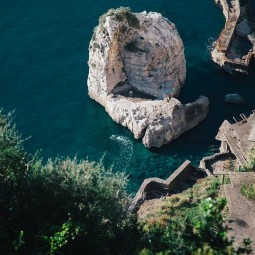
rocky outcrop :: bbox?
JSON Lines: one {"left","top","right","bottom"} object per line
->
{"left": 211, "top": 0, "right": 255, "bottom": 74}
{"left": 88, "top": 7, "right": 186, "bottom": 102}
{"left": 105, "top": 96, "right": 209, "bottom": 148}
{"left": 88, "top": 7, "right": 209, "bottom": 147}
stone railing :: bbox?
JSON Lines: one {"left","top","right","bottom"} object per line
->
{"left": 129, "top": 160, "right": 207, "bottom": 213}
{"left": 212, "top": 0, "right": 255, "bottom": 73}
{"left": 199, "top": 152, "right": 235, "bottom": 174}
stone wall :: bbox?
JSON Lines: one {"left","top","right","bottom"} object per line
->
{"left": 212, "top": 0, "right": 255, "bottom": 73}
{"left": 216, "top": 0, "right": 240, "bottom": 53}
{"left": 199, "top": 152, "right": 237, "bottom": 174}
{"left": 210, "top": 0, "right": 255, "bottom": 73}
{"left": 129, "top": 160, "right": 207, "bottom": 213}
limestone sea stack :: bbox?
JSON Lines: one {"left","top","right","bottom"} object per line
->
{"left": 87, "top": 7, "right": 209, "bottom": 148}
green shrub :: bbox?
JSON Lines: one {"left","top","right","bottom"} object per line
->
{"left": 0, "top": 110, "right": 252, "bottom": 255}
{"left": 139, "top": 177, "right": 252, "bottom": 255}
{"left": 0, "top": 111, "right": 140, "bottom": 255}
{"left": 1, "top": 157, "right": 140, "bottom": 255}
{"left": 205, "top": 177, "right": 221, "bottom": 198}
{"left": 140, "top": 198, "right": 251, "bottom": 255}
{"left": 99, "top": 7, "right": 139, "bottom": 28}
{"left": 0, "top": 110, "right": 29, "bottom": 184}
{"left": 241, "top": 183, "right": 255, "bottom": 200}
{"left": 239, "top": 147, "right": 255, "bottom": 172}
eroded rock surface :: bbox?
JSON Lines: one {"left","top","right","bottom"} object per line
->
{"left": 88, "top": 8, "right": 186, "bottom": 102}
{"left": 88, "top": 8, "right": 209, "bottom": 148}
{"left": 211, "top": 0, "right": 255, "bottom": 74}
{"left": 106, "top": 95, "right": 209, "bottom": 148}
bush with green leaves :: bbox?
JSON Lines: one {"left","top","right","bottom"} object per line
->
{"left": 239, "top": 147, "right": 255, "bottom": 172}
{"left": 139, "top": 179, "right": 252, "bottom": 255}
{"left": 0, "top": 110, "right": 252, "bottom": 254}
{"left": 0, "top": 110, "right": 28, "bottom": 184}
{"left": 241, "top": 182, "right": 255, "bottom": 201}
{"left": 0, "top": 110, "right": 140, "bottom": 255}
{"left": 99, "top": 7, "right": 139, "bottom": 28}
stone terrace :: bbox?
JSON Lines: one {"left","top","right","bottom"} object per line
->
{"left": 216, "top": 111, "right": 255, "bottom": 167}
{"left": 200, "top": 111, "right": 255, "bottom": 174}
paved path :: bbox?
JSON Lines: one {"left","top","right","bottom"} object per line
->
{"left": 224, "top": 172, "right": 255, "bottom": 253}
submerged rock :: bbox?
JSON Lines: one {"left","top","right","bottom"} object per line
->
{"left": 225, "top": 93, "right": 245, "bottom": 104}
{"left": 87, "top": 7, "right": 209, "bottom": 148}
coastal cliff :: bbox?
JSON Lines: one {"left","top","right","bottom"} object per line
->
{"left": 88, "top": 7, "right": 209, "bottom": 147}
{"left": 211, "top": 0, "right": 255, "bottom": 73}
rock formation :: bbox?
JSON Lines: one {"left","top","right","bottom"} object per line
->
{"left": 88, "top": 7, "right": 209, "bottom": 148}
{"left": 211, "top": 0, "right": 255, "bottom": 74}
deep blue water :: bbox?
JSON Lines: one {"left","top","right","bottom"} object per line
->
{"left": 1, "top": 0, "right": 254, "bottom": 192}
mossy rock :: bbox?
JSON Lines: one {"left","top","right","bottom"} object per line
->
{"left": 99, "top": 7, "right": 140, "bottom": 28}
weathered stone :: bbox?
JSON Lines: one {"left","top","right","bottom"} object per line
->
{"left": 216, "top": 111, "right": 255, "bottom": 167}
{"left": 88, "top": 8, "right": 186, "bottom": 102}
{"left": 87, "top": 7, "right": 209, "bottom": 148}
{"left": 225, "top": 93, "right": 245, "bottom": 104}
{"left": 129, "top": 160, "right": 208, "bottom": 213}
{"left": 211, "top": 0, "right": 255, "bottom": 74}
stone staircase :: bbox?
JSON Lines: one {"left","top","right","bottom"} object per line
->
{"left": 223, "top": 128, "right": 247, "bottom": 166}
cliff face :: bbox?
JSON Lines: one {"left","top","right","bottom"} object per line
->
{"left": 88, "top": 8, "right": 186, "bottom": 103}
{"left": 211, "top": 0, "right": 255, "bottom": 74}
{"left": 87, "top": 8, "right": 209, "bottom": 148}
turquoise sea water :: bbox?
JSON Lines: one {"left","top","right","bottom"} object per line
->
{"left": 1, "top": 0, "right": 255, "bottom": 192}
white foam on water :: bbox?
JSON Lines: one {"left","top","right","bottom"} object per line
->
{"left": 110, "top": 135, "right": 133, "bottom": 171}
{"left": 206, "top": 37, "right": 217, "bottom": 54}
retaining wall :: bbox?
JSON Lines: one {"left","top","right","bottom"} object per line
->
{"left": 129, "top": 160, "right": 206, "bottom": 213}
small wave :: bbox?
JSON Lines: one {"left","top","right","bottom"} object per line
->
{"left": 110, "top": 135, "right": 133, "bottom": 171}
{"left": 206, "top": 37, "right": 217, "bottom": 54}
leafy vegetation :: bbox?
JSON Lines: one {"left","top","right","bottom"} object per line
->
{"left": 241, "top": 182, "right": 255, "bottom": 200}
{"left": 139, "top": 177, "right": 251, "bottom": 255}
{"left": 239, "top": 147, "right": 255, "bottom": 172}
{"left": 0, "top": 110, "right": 252, "bottom": 254}
{"left": 0, "top": 110, "right": 140, "bottom": 255}
{"left": 99, "top": 7, "right": 140, "bottom": 28}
